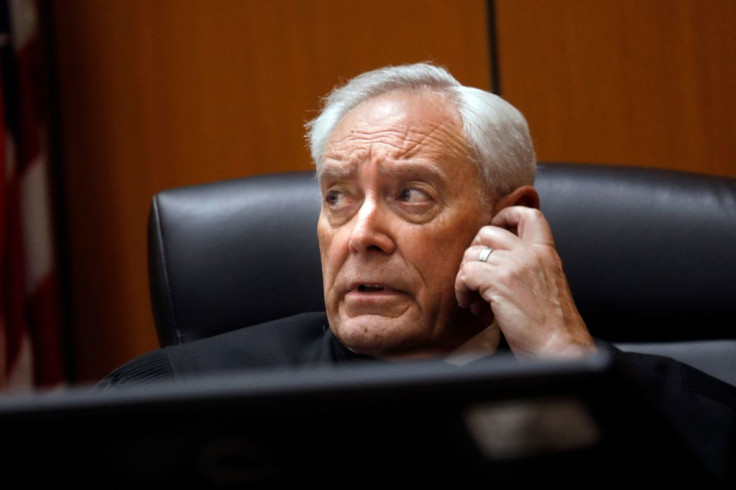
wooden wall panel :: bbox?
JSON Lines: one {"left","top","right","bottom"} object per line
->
{"left": 495, "top": 0, "right": 736, "bottom": 178}
{"left": 49, "top": 0, "right": 491, "bottom": 383}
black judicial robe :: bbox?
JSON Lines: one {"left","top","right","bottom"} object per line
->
{"left": 98, "top": 312, "right": 369, "bottom": 387}
{"left": 97, "top": 312, "right": 736, "bottom": 486}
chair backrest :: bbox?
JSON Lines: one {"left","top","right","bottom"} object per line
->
{"left": 148, "top": 163, "right": 736, "bottom": 384}
{"left": 148, "top": 171, "right": 325, "bottom": 346}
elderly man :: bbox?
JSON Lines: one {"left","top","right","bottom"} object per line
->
{"left": 308, "top": 63, "right": 594, "bottom": 362}
{"left": 99, "top": 62, "right": 734, "bottom": 484}
{"left": 102, "top": 63, "right": 601, "bottom": 382}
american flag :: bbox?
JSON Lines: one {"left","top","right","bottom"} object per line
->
{"left": 1, "top": 0, "right": 65, "bottom": 391}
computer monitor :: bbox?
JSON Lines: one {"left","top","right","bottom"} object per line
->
{"left": 0, "top": 346, "right": 714, "bottom": 488}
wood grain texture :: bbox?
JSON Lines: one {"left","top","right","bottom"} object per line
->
{"left": 495, "top": 0, "right": 736, "bottom": 177}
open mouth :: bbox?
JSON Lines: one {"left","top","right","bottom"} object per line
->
{"left": 357, "top": 284, "right": 386, "bottom": 293}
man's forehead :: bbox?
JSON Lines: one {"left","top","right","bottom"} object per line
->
{"left": 320, "top": 97, "right": 470, "bottom": 178}
{"left": 319, "top": 159, "right": 447, "bottom": 183}
{"left": 322, "top": 131, "right": 454, "bottom": 168}
{"left": 328, "top": 90, "right": 464, "bottom": 143}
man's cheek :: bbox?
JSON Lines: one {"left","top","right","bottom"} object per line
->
{"left": 326, "top": 241, "right": 343, "bottom": 270}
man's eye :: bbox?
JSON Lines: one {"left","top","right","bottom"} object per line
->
{"left": 325, "top": 190, "right": 343, "bottom": 206}
{"left": 397, "top": 188, "right": 430, "bottom": 203}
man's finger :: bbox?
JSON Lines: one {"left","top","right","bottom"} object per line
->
{"left": 470, "top": 225, "right": 520, "bottom": 249}
{"left": 455, "top": 260, "right": 497, "bottom": 307}
{"left": 491, "top": 206, "right": 555, "bottom": 245}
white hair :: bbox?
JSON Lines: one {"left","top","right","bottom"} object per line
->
{"left": 305, "top": 62, "right": 537, "bottom": 197}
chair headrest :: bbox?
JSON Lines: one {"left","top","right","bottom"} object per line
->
{"left": 148, "top": 164, "right": 736, "bottom": 347}
{"left": 148, "top": 172, "right": 324, "bottom": 346}
{"left": 536, "top": 163, "right": 736, "bottom": 341}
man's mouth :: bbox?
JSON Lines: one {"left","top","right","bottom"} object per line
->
{"left": 344, "top": 279, "right": 408, "bottom": 299}
{"left": 347, "top": 282, "right": 404, "bottom": 296}
{"left": 343, "top": 282, "right": 408, "bottom": 314}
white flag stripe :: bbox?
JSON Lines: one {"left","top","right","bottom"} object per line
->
{"left": 20, "top": 153, "right": 54, "bottom": 294}
{"left": 5, "top": 331, "right": 33, "bottom": 391}
{"left": 7, "top": 0, "right": 38, "bottom": 50}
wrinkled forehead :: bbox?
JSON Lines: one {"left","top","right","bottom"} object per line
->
{"left": 320, "top": 90, "right": 472, "bottom": 182}
{"left": 318, "top": 158, "right": 449, "bottom": 190}
{"left": 328, "top": 88, "right": 463, "bottom": 141}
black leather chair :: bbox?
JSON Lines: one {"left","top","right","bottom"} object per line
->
{"left": 147, "top": 163, "right": 736, "bottom": 386}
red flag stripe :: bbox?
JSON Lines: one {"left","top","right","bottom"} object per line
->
{"left": 2, "top": 0, "right": 66, "bottom": 390}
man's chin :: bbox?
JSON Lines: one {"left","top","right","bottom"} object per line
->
{"left": 331, "top": 314, "right": 433, "bottom": 359}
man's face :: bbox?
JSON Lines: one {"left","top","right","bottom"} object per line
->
{"left": 317, "top": 90, "right": 494, "bottom": 359}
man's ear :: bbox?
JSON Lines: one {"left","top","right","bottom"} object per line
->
{"left": 492, "top": 185, "right": 540, "bottom": 214}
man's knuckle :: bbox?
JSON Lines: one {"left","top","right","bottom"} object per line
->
{"left": 495, "top": 264, "right": 515, "bottom": 284}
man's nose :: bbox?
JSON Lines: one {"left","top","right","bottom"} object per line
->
{"left": 348, "top": 197, "right": 396, "bottom": 255}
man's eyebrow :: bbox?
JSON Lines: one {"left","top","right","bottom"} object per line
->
{"left": 380, "top": 162, "right": 447, "bottom": 181}
{"left": 319, "top": 161, "right": 448, "bottom": 185}
{"left": 319, "top": 163, "right": 356, "bottom": 184}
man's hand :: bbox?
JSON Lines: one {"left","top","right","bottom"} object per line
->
{"left": 455, "top": 206, "right": 597, "bottom": 358}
